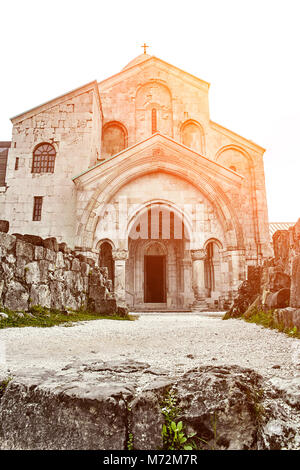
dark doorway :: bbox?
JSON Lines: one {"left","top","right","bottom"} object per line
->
{"left": 144, "top": 255, "right": 166, "bottom": 303}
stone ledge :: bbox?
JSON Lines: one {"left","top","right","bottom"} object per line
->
{"left": 0, "top": 361, "right": 299, "bottom": 450}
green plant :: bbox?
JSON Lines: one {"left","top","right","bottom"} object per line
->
{"left": 160, "top": 388, "right": 196, "bottom": 450}
{"left": 288, "top": 326, "right": 298, "bottom": 337}
{"left": 243, "top": 307, "right": 300, "bottom": 339}
{"left": 0, "top": 377, "right": 12, "bottom": 398}
{"left": 127, "top": 433, "right": 134, "bottom": 450}
{"left": 0, "top": 306, "right": 134, "bottom": 329}
{"left": 162, "top": 420, "right": 195, "bottom": 450}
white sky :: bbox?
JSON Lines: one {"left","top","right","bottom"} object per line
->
{"left": 0, "top": 0, "right": 299, "bottom": 222}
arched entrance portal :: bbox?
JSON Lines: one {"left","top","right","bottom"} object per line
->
{"left": 126, "top": 203, "right": 193, "bottom": 310}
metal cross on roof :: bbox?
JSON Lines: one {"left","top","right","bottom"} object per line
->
{"left": 141, "top": 43, "right": 149, "bottom": 54}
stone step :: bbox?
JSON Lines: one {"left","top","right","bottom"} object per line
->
{"left": 130, "top": 308, "right": 192, "bottom": 313}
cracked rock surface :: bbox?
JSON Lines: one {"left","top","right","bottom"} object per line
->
{"left": 0, "top": 315, "right": 299, "bottom": 450}
{"left": 0, "top": 360, "right": 299, "bottom": 450}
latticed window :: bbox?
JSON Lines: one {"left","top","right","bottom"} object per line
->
{"left": 33, "top": 196, "right": 43, "bottom": 221}
{"left": 32, "top": 143, "right": 56, "bottom": 173}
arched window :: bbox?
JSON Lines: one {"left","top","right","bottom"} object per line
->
{"left": 32, "top": 143, "right": 56, "bottom": 173}
{"left": 152, "top": 108, "right": 157, "bottom": 133}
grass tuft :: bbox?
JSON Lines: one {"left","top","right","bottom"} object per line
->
{"left": 243, "top": 307, "right": 300, "bottom": 339}
{"left": 0, "top": 305, "right": 136, "bottom": 329}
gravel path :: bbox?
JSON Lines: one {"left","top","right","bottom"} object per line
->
{"left": 0, "top": 313, "right": 299, "bottom": 380}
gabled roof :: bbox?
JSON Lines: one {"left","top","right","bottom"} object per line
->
{"left": 10, "top": 80, "right": 101, "bottom": 124}
{"left": 73, "top": 132, "right": 244, "bottom": 187}
{"left": 98, "top": 54, "right": 210, "bottom": 92}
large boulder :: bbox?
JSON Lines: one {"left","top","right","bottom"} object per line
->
{"left": 23, "top": 234, "right": 44, "bottom": 247}
{"left": 224, "top": 266, "right": 262, "bottom": 318}
{"left": 4, "top": 281, "right": 29, "bottom": 311}
{"left": 0, "top": 362, "right": 299, "bottom": 450}
{"left": 43, "top": 237, "right": 59, "bottom": 252}
{"left": 268, "top": 269, "right": 290, "bottom": 292}
{"left": 30, "top": 284, "right": 51, "bottom": 309}
{"left": 265, "top": 288, "right": 290, "bottom": 309}
{"left": 273, "top": 307, "right": 300, "bottom": 330}
{"left": 176, "top": 365, "right": 262, "bottom": 450}
{"left": 0, "top": 233, "right": 16, "bottom": 254}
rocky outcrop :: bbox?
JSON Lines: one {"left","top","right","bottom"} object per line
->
{"left": 225, "top": 219, "right": 300, "bottom": 329}
{"left": 0, "top": 230, "right": 124, "bottom": 315}
{"left": 264, "top": 220, "right": 300, "bottom": 307}
{"left": 291, "top": 255, "right": 300, "bottom": 308}
{"left": 224, "top": 266, "right": 262, "bottom": 318}
{"left": 0, "top": 361, "right": 299, "bottom": 450}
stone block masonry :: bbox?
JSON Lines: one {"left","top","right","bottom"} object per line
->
{"left": 0, "top": 229, "right": 123, "bottom": 315}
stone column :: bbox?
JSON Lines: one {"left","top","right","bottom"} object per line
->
{"left": 230, "top": 249, "right": 245, "bottom": 292}
{"left": 112, "top": 249, "right": 128, "bottom": 305}
{"left": 181, "top": 257, "right": 194, "bottom": 308}
{"left": 191, "top": 248, "right": 208, "bottom": 310}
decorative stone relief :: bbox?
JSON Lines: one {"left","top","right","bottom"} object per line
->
{"left": 112, "top": 249, "right": 129, "bottom": 261}
{"left": 191, "top": 248, "right": 207, "bottom": 261}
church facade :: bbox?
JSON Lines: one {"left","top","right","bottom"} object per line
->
{"left": 0, "top": 53, "right": 271, "bottom": 310}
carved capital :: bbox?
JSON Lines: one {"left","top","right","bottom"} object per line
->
{"left": 112, "top": 249, "right": 129, "bottom": 261}
{"left": 191, "top": 249, "right": 207, "bottom": 261}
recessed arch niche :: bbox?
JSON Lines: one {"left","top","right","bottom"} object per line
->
{"left": 216, "top": 147, "right": 252, "bottom": 178}
{"left": 102, "top": 121, "right": 127, "bottom": 158}
{"left": 135, "top": 82, "right": 173, "bottom": 141}
{"left": 181, "top": 120, "right": 205, "bottom": 154}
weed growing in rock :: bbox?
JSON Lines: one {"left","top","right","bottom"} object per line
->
{"left": 127, "top": 433, "right": 134, "bottom": 450}
{"left": 160, "top": 388, "right": 196, "bottom": 450}
{"left": 0, "top": 377, "right": 12, "bottom": 399}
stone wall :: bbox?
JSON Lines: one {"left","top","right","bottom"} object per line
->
{"left": 263, "top": 218, "right": 300, "bottom": 329}
{"left": 226, "top": 218, "right": 300, "bottom": 330}
{"left": 262, "top": 218, "right": 300, "bottom": 306}
{"left": 0, "top": 227, "right": 124, "bottom": 315}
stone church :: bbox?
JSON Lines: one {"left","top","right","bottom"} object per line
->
{"left": 0, "top": 52, "right": 271, "bottom": 311}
